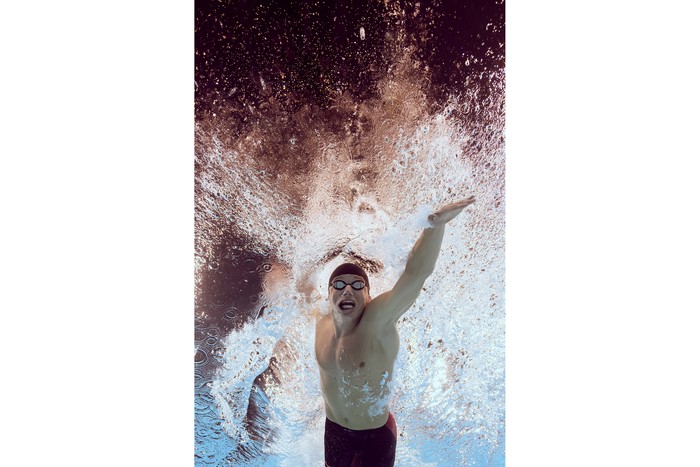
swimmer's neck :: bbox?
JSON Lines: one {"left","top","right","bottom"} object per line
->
{"left": 331, "top": 307, "right": 366, "bottom": 339}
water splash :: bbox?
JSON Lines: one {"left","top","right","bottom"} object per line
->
{"left": 195, "top": 9, "right": 504, "bottom": 466}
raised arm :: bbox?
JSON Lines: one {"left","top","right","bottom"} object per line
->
{"left": 366, "top": 196, "right": 475, "bottom": 326}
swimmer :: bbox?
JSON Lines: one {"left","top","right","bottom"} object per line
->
{"left": 315, "top": 196, "right": 476, "bottom": 466}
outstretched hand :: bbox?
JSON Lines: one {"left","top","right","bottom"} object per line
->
{"left": 428, "top": 196, "right": 475, "bottom": 227}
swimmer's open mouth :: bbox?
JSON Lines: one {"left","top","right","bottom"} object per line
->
{"left": 339, "top": 300, "right": 355, "bottom": 311}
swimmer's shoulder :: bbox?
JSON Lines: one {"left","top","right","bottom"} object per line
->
{"left": 316, "top": 312, "right": 331, "bottom": 327}
{"left": 315, "top": 314, "right": 332, "bottom": 343}
{"left": 360, "top": 297, "right": 398, "bottom": 332}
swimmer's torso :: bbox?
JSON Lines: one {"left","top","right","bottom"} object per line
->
{"left": 315, "top": 311, "right": 400, "bottom": 430}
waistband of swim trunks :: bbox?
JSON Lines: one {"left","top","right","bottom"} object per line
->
{"left": 325, "top": 413, "right": 394, "bottom": 434}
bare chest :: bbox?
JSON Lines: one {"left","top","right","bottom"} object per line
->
{"left": 317, "top": 332, "right": 368, "bottom": 373}
{"left": 316, "top": 325, "right": 399, "bottom": 379}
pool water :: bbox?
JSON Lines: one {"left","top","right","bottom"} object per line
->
{"left": 195, "top": 1, "right": 504, "bottom": 465}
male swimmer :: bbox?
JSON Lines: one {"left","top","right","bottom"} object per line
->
{"left": 315, "top": 196, "right": 475, "bottom": 466}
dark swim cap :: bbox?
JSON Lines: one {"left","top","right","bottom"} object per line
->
{"left": 328, "top": 263, "right": 370, "bottom": 291}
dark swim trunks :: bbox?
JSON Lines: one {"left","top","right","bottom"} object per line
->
{"left": 324, "top": 413, "right": 398, "bottom": 467}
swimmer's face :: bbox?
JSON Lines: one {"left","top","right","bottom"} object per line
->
{"left": 328, "top": 274, "right": 370, "bottom": 315}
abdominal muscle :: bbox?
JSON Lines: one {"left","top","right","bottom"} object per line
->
{"left": 320, "top": 365, "right": 394, "bottom": 429}
{"left": 316, "top": 316, "right": 400, "bottom": 430}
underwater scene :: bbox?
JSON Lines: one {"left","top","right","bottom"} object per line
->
{"left": 195, "top": 1, "right": 504, "bottom": 465}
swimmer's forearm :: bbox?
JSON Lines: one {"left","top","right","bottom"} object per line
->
{"left": 404, "top": 225, "right": 445, "bottom": 280}
{"left": 402, "top": 196, "right": 472, "bottom": 279}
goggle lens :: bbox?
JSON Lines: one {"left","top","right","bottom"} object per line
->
{"left": 332, "top": 280, "right": 366, "bottom": 290}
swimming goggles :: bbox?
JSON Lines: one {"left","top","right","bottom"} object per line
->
{"left": 331, "top": 279, "right": 366, "bottom": 290}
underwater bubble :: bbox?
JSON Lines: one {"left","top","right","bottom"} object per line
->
{"left": 243, "top": 258, "right": 257, "bottom": 272}
{"left": 195, "top": 392, "right": 215, "bottom": 415}
{"left": 194, "top": 349, "right": 209, "bottom": 366}
{"left": 195, "top": 425, "right": 211, "bottom": 439}
{"left": 224, "top": 306, "right": 238, "bottom": 321}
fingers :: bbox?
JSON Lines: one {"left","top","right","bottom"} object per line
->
{"left": 446, "top": 196, "right": 476, "bottom": 210}
{"left": 429, "top": 196, "right": 476, "bottom": 226}
{"left": 458, "top": 195, "right": 476, "bottom": 206}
